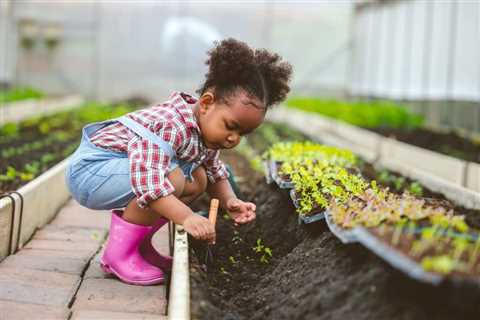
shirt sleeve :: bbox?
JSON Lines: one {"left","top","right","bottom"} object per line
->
{"left": 202, "top": 150, "right": 230, "bottom": 184}
{"left": 127, "top": 124, "right": 181, "bottom": 209}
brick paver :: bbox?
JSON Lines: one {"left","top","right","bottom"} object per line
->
{"left": 34, "top": 225, "right": 107, "bottom": 243}
{"left": 0, "top": 250, "right": 87, "bottom": 275}
{"left": 0, "top": 199, "right": 170, "bottom": 319}
{"left": 71, "top": 310, "right": 166, "bottom": 320}
{"left": 0, "top": 300, "right": 70, "bottom": 320}
{"left": 0, "top": 267, "right": 81, "bottom": 306}
{"left": 73, "top": 278, "right": 167, "bottom": 315}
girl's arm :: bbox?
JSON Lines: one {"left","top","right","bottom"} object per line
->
{"left": 150, "top": 195, "right": 215, "bottom": 242}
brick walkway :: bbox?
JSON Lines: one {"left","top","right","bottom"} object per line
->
{"left": 0, "top": 199, "right": 168, "bottom": 320}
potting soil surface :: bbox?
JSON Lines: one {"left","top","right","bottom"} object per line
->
{"left": 189, "top": 149, "right": 480, "bottom": 320}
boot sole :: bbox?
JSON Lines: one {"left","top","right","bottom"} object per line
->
{"left": 100, "top": 260, "right": 165, "bottom": 286}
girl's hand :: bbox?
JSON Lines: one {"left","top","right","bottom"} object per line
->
{"left": 226, "top": 198, "right": 256, "bottom": 224}
{"left": 183, "top": 214, "right": 216, "bottom": 244}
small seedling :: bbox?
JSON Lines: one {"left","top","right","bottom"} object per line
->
{"left": 421, "top": 255, "right": 455, "bottom": 274}
{"left": 253, "top": 238, "right": 273, "bottom": 264}
{"left": 408, "top": 182, "right": 423, "bottom": 197}
{"left": 220, "top": 267, "right": 231, "bottom": 275}
{"left": 231, "top": 230, "right": 243, "bottom": 244}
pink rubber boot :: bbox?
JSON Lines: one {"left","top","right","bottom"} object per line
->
{"left": 139, "top": 217, "right": 173, "bottom": 272}
{"left": 100, "top": 210, "right": 165, "bottom": 285}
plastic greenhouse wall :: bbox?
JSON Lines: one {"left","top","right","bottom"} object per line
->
{"left": 0, "top": 1, "right": 352, "bottom": 102}
{"left": 350, "top": 0, "right": 480, "bottom": 101}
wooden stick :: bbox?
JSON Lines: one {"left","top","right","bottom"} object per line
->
{"left": 209, "top": 198, "right": 219, "bottom": 227}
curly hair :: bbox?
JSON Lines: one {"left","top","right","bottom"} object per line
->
{"left": 197, "top": 38, "right": 293, "bottom": 109}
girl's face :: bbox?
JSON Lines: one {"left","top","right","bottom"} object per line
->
{"left": 195, "top": 89, "right": 265, "bottom": 150}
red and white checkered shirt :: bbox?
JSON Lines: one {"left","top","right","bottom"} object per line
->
{"left": 89, "top": 91, "right": 229, "bottom": 208}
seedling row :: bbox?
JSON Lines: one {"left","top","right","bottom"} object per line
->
{"left": 262, "top": 141, "right": 480, "bottom": 285}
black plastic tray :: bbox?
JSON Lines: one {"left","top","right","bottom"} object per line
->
{"left": 263, "top": 160, "right": 273, "bottom": 184}
{"left": 289, "top": 189, "right": 325, "bottom": 224}
{"left": 270, "top": 160, "right": 294, "bottom": 189}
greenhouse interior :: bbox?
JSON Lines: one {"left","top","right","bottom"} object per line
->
{"left": 1, "top": 0, "right": 480, "bottom": 319}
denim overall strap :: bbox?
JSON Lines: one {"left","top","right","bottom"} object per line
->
{"left": 116, "top": 116, "right": 175, "bottom": 159}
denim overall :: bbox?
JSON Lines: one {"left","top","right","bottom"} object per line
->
{"left": 65, "top": 116, "right": 196, "bottom": 210}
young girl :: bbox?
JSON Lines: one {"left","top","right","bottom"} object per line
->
{"left": 65, "top": 38, "right": 292, "bottom": 286}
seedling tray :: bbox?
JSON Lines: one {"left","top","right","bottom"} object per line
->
{"left": 324, "top": 210, "right": 358, "bottom": 244}
{"left": 270, "top": 160, "right": 294, "bottom": 189}
{"left": 263, "top": 161, "right": 273, "bottom": 184}
{"left": 289, "top": 189, "right": 325, "bottom": 224}
{"left": 354, "top": 227, "right": 443, "bottom": 285}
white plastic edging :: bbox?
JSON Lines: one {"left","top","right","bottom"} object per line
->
{"left": 0, "top": 95, "right": 84, "bottom": 125}
{"left": 0, "top": 157, "right": 71, "bottom": 260}
{"left": 378, "top": 158, "right": 480, "bottom": 210}
{"left": 267, "top": 107, "right": 378, "bottom": 162}
{"left": 267, "top": 110, "right": 480, "bottom": 210}
{"left": 332, "top": 121, "right": 383, "bottom": 156}
{"left": 317, "top": 132, "right": 378, "bottom": 163}
{"left": 380, "top": 138, "right": 467, "bottom": 186}
{"left": 270, "top": 107, "right": 480, "bottom": 195}
{"left": 267, "top": 106, "right": 337, "bottom": 136}
{"left": 466, "top": 162, "right": 480, "bottom": 193}
{"left": 168, "top": 224, "right": 190, "bottom": 320}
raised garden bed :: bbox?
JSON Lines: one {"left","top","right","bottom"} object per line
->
{"left": 286, "top": 97, "right": 480, "bottom": 164}
{"left": 0, "top": 95, "right": 85, "bottom": 126}
{"left": 188, "top": 122, "right": 480, "bottom": 319}
{"left": 0, "top": 87, "right": 44, "bottom": 104}
{"left": 372, "top": 127, "right": 480, "bottom": 164}
{"left": 0, "top": 99, "right": 143, "bottom": 260}
{"left": 0, "top": 101, "right": 137, "bottom": 193}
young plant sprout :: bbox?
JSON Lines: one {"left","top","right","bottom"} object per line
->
{"left": 283, "top": 159, "right": 368, "bottom": 215}
{"left": 263, "top": 141, "right": 357, "bottom": 168}
{"left": 253, "top": 238, "right": 273, "bottom": 264}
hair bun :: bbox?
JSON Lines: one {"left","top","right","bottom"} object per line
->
{"left": 206, "top": 38, "right": 256, "bottom": 86}
{"left": 198, "top": 38, "right": 292, "bottom": 108}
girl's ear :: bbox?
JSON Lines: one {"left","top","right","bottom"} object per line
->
{"left": 199, "top": 92, "right": 215, "bottom": 114}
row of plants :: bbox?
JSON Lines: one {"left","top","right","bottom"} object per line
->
{"left": 286, "top": 97, "right": 424, "bottom": 129}
{"left": 286, "top": 97, "right": 480, "bottom": 163}
{"left": 262, "top": 140, "right": 480, "bottom": 281}
{"left": 0, "top": 87, "right": 45, "bottom": 104}
{"left": 0, "top": 101, "right": 136, "bottom": 193}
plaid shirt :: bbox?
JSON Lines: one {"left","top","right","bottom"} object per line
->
{"left": 89, "top": 91, "right": 229, "bottom": 208}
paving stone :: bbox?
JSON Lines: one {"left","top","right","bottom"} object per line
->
{"left": 24, "top": 239, "right": 99, "bottom": 255}
{"left": 16, "top": 248, "right": 92, "bottom": 261}
{"left": 0, "top": 300, "right": 70, "bottom": 320}
{"left": 34, "top": 225, "right": 107, "bottom": 243}
{"left": 71, "top": 310, "right": 166, "bottom": 320}
{"left": 1, "top": 250, "right": 87, "bottom": 275}
{"left": 73, "top": 278, "right": 167, "bottom": 315}
{"left": 0, "top": 267, "right": 80, "bottom": 307}
{"left": 83, "top": 248, "right": 115, "bottom": 280}
{"left": 50, "top": 200, "right": 110, "bottom": 230}
{"left": 18, "top": 247, "right": 97, "bottom": 262}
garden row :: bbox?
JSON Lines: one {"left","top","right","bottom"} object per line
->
{"left": 263, "top": 140, "right": 480, "bottom": 285}
{"left": 0, "top": 87, "right": 44, "bottom": 104}
{"left": 268, "top": 105, "right": 480, "bottom": 209}
{"left": 189, "top": 122, "right": 480, "bottom": 319}
{"left": 286, "top": 97, "right": 480, "bottom": 163}
{"left": 0, "top": 100, "right": 139, "bottom": 260}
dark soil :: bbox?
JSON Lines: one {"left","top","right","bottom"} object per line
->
{"left": 189, "top": 150, "right": 480, "bottom": 320}
{"left": 371, "top": 127, "right": 480, "bottom": 163}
